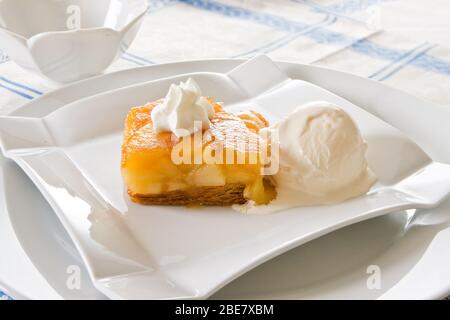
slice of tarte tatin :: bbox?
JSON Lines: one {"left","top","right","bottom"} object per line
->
{"left": 121, "top": 99, "right": 276, "bottom": 206}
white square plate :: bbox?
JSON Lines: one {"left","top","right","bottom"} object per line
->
{"left": 0, "top": 56, "right": 449, "bottom": 299}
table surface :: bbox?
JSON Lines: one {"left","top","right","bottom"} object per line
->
{"left": 1, "top": 0, "right": 450, "bottom": 300}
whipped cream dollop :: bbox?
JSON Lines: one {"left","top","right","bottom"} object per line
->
{"left": 151, "top": 78, "right": 215, "bottom": 137}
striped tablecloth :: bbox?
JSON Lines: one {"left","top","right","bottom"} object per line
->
{"left": 1, "top": 0, "right": 450, "bottom": 300}
{"left": 0, "top": 291, "right": 12, "bottom": 300}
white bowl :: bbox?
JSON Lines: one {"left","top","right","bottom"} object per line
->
{"left": 0, "top": 0, "right": 148, "bottom": 84}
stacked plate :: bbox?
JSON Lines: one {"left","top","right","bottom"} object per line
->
{"left": 1, "top": 59, "right": 450, "bottom": 300}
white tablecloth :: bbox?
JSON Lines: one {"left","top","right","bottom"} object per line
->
{"left": 1, "top": 0, "right": 450, "bottom": 300}
{"left": 1, "top": 0, "right": 450, "bottom": 114}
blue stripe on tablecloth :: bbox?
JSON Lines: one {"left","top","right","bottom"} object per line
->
{"left": 0, "top": 291, "right": 13, "bottom": 300}
{"left": 125, "top": 51, "right": 155, "bottom": 65}
{"left": 232, "top": 15, "right": 336, "bottom": 58}
{"left": 119, "top": 45, "right": 155, "bottom": 65}
{"left": 369, "top": 42, "right": 429, "bottom": 79}
{"left": 179, "top": 0, "right": 323, "bottom": 32}
{"left": 379, "top": 44, "right": 438, "bottom": 81}
{"left": 0, "top": 83, "right": 34, "bottom": 100}
{"left": 252, "top": 16, "right": 339, "bottom": 55}
{"left": 290, "top": 0, "right": 382, "bottom": 25}
{"left": 121, "top": 55, "right": 147, "bottom": 66}
{"left": 413, "top": 52, "right": 450, "bottom": 74}
{"left": 0, "top": 76, "right": 43, "bottom": 95}
{"left": 147, "top": 0, "right": 178, "bottom": 13}
{"left": 314, "top": 0, "right": 384, "bottom": 14}
{"left": 179, "top": 0, "right": 450, "bottom": 77}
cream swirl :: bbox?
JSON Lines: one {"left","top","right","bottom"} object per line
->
{"left": 151, "top": 78, "right": 215, "bottom": 137}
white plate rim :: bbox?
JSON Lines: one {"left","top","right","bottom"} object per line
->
{"left": 1, "top": 58, "right": 450, "bottom": 300}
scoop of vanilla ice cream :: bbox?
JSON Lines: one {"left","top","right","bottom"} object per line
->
{"left": 270, "top": 101, "right": 374, "bottom": 197}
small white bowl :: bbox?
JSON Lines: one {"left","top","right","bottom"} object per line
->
{"left": 0, "top": 0, "right": 148, "bottom": 84}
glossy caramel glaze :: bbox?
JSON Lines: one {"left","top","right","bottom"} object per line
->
{"left": 122, "top": 99, "right": 268, "bottom": 166}
{"left": 121, "top": 97, "right": 276, "bottom": 205}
